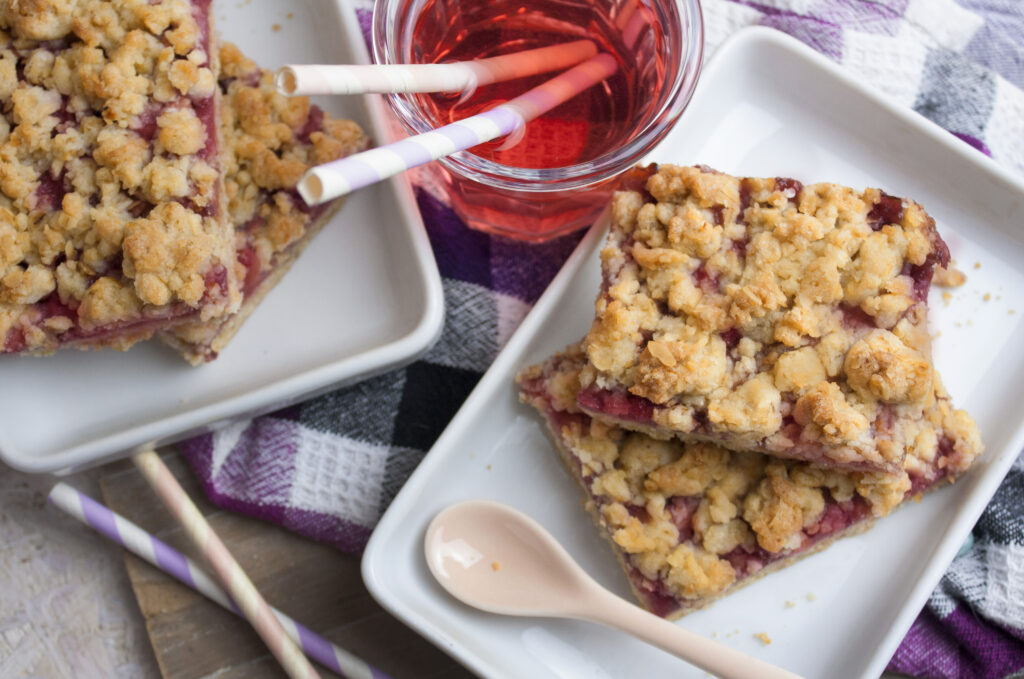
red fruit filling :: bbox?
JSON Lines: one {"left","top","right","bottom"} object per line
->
{"left": 626, "top": 503, "right": 651, "bottom": 523}
{"left": 668, "top": 496, "right": 699, "bottom": 541}
{"left": 720, "top": 327, "right": 742, "bottom": 349}
{"left": 617, "top": 165, "right": 658, "bottom": 203}
{"left": 34, "top": 170, "right": 66, "bottom": 211}
{"left": 739, "top": 178, "right": 754, "bottom": 215}
{"left": 868, "top": 193, "right": 903, "bottom": 231}
{"left": 200, "top": 263, "right": 229, "bottom": 305}
{"left": 774, "top": 177, "right": 803, "bottom": 201}
{"left": 577, "top": 386, "right": 654, "bottom": 423}
{"left": 627, "top": 565, "right": 682, "bottom": 618}
{"left": 731, "top": 238, "right": 747, "bottom": 258}
{"left": 296, "top": 106, "right": 325, "bottom": 144}
{"left": 711, "top": 204, "right": 725, "bottom": 226}
{"left": 904, "top": 245, "right": 951, "bottom": 302}
{"left": 236, "top": 239, "right": 265, "bottom": 298}
{"left": 692, "top": 262, "right": 718, "bottom": 294}
{"left": 4, "top": 328, "right": 26, "bottom": 353}
{"left": 839, "top": 303, "right": 879, "bottom": 329}
{"left": 132, "top": 104, "right": 161, "bottom": 141}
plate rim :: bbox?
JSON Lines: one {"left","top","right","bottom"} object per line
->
{"left": 0, "top": 0, "right": 445, "bottom": 474}
{"left": 362, "top": 25, "right": 1024, "bottom": 679}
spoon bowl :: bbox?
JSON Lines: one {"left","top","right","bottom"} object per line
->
{"left": 425, "top": 499, "right": 602, "bottom": 618}
{"left": 425, "top": 499, "right": 804, "bottom": 679}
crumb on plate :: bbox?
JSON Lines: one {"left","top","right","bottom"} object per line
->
{"left": 934, "top": 265, "right": 967, "bottom": 288}
{"left": 491, "top": 561, "right": 501, "bottom": 572}
{"left": 755, "top": 632, "right": 772, "bottom": 645}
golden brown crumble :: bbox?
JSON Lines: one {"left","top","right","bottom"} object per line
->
{"left": 933, "top": 265, "right": 966, "bottom": 288}
{"left": 518, "top": 347, "right": 983, "bottom": 608}
{"left": 216, "top": 42, "right": 366, "bottom": 240}
{"left": 160, "top": 42, "right": 368, "bottom": 363}
{"left": 582, "top": 165, "right": 951, "bottom": 472}
{"left": 843, "top": 330, "right": 932, "bottom": 403}
{"left": 0, "top": 0, "right": 239, "bottom": 354}
{"left": 792, "top": 381, "right": 870, "bottom": 446}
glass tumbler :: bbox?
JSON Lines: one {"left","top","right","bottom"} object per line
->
{"left": 373, "top": 0, "right": 704, "bottom": 241}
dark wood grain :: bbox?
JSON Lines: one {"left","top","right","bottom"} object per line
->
{"left": 98, "top": 453, "right": 474, "bottom": 679}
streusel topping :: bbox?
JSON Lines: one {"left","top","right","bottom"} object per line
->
{"left": 520, "top": 345, "right": 982, "bottom": 605}
{"left": 217, "top": 42, "right": 366, "bottom": 251}
{"left": 161, "top": 42, "right": 368, "bottom": 363}
{"left": 1, "top": 0, "right": 237, "bottom": 353}
{"left": 582, "top": 165, "right": 950, "bottom": 469}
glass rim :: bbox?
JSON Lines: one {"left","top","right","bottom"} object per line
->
{"left": 371, "top": 0, "right": 704, "bottom": 192}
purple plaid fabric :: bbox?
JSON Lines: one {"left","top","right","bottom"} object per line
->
{"left": 180, "top": 1, "right": 1024, "bottom": 677}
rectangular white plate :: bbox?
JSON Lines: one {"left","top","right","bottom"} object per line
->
{"left": 0, "top": 0, "right": 444, "bottom": 474}
{"left": 363, "top": 28, "right": 1024, "bottom": 679}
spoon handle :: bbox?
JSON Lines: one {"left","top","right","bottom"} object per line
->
{"left": 582, "top": 588, "right": 805, "bottom": 679}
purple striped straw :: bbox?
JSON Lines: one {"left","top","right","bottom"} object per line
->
{"left": 48, "top": 482, "right": 391, "bottom": 679}
{"left": 297, "top": 52, "right": 619, "bottom": 205}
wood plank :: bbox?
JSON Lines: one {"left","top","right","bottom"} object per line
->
{"left": 99, "top": 453, "right": 473, "bottom": 679}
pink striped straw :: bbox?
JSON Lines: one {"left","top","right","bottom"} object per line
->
{"left": 48, "top": 482, "right": 391, "bottom": 679}
{"left": 277, "top": 40, "right": 598, "bottom": 96}
{"left": 297, "top": 52, "right": 619, "bottom": 206}
{"left": 131, "top": 451, "right": 320, "bottom": 679}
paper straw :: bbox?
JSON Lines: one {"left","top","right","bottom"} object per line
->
{"left": 614, "top": 0, "right": 648, "bottom": 48}
{"left": 297, "top": 52, "right": 618, "bottom": 205}
{"left": 130, "top": 451, "right": 320, "bottom": 679}
{"left": 277, "top": 40, "right": 597, "bottom": 96}
{"left": 47, "top": 483, "right": 388, "bottom": 679}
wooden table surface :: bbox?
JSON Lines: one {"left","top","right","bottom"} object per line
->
{"left": 0, "top": 455, "right": 469, "bottom": 679}
{"left": 97, "top": 453, "right": 471, "bottom": 679}
{"left": 2, "top": 454, "right": 910, "bottom": 678}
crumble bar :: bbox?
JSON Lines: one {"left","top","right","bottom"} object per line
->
{"left": 518, "top": 344, "right": 982, "bottom": 619}
{"left": 0, "top": 0, "right": 239, "bottom": 355}
{"left": 580, "top": 165, "right": 952, "bottom": 474}
{"left": 160, "top": 43, "right": 368, "bottom": 364}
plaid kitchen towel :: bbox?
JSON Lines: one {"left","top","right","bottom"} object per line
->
{"left": 180, "top": 1, "right": 1024, "bottom": 677}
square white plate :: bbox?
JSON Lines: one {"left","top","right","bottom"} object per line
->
{"left": 363, "top": 28, "right": 1024, "bottom": 679}
{"left": 0, "top": 1, "right": 444, "bottom": 474}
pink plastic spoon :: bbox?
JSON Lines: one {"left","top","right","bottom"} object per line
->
{"left": 425, "top": 499, "right": 804, "bottom": 679}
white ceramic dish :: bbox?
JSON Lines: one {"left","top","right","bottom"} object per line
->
{"left": 363, "top": 27, "right": 1024, "bottom": 679}
{"left": 0, "top": 0, "right": 444, "bottom": 474}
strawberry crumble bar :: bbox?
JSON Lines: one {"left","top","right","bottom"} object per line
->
{"left": 518, "top": 344, "right": 982, "bottom": 619}
{"left": 580, "top": 165, "right": 952, "bottom": 474}
{"left": 160, "top": 43, "right": 368, "bottom": 364}
{"left": 0, "top": 0, "right": 239, "bottom": 355}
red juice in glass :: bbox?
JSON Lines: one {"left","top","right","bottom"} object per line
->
{"left": 373, "top": 0, "right": 704, "bottom": 241}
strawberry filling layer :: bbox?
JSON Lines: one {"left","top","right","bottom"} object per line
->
{"left": 2, "top": 264, "right": 229, "bottom": 353}
{"left": 523, "top": 368, "right": 955, "bottom": 619}
{"left": 577, "top": 384, "right": 907, "bottom": 473}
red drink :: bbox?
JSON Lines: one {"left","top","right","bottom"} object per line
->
{"left": 412, "top": 0, "right": 663, "bottom": 170}
{"left": 374, "top": 0, "right": 703, "bottom": 240}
